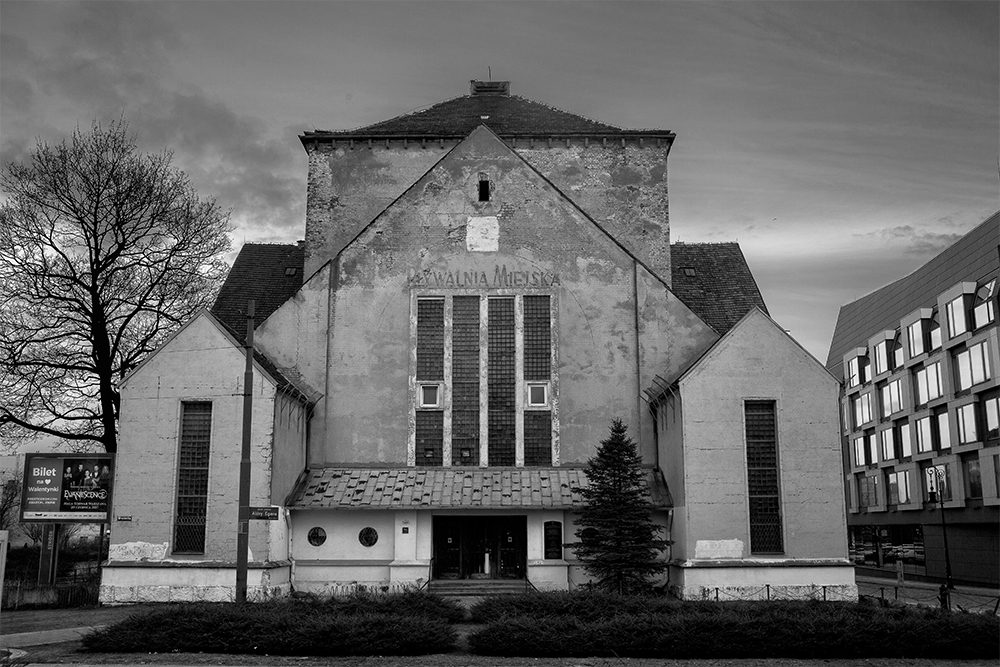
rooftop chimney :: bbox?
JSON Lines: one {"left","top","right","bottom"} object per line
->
{"left": 470, "top": 80, "right": 510, "bottom": 97}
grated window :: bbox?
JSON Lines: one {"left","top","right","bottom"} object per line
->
{"left": 488, "top": 298, "right": 516, "bottom": 465}
{"left": 174, "top": 402, "right": 211, "bottom": 553}
{"left": 416, "top": 298, "right": 444, "bottom": 381}
{"left": 745, "top": 400, "right": 783, "bottom": 553}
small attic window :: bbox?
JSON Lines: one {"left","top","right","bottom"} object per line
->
{"left": 682, "top": 267, "right": 696, "bottom": 277}
{"left": 478, "top": 172, "right": 490, "bottom": 201}
{"left": 285, "top": 267, "right": 297, "bottom": 276}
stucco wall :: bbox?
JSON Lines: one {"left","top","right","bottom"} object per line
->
{"left": 517, "top": 143, "right": 670, "bottom": 279}
{"left": 304, "top": 139, "right": 671, "bottom": 283}
{"left": 109, "top": 314, "right": 277, "bottom": 564}
{"left": 321, "top": 127, "right": 673, "bottom": 465}
{"left": 271, "top": 392, "right": 307, "bottom": 506}
{"left": 675, "top": 310, "right": 847, "bottom": 562}
{"left": 304, "top": 143, "right": 452, "bottom": 277}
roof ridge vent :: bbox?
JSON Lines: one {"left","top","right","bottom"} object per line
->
{"left": 470, "top": 80, "right": 510, "bottom": 96}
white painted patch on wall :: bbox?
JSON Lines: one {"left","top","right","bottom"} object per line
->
{"left": 694, "top": 539, "right": 744, "bottom": 559}
{"left": 109, "top": 541, "right": 169, "bottom": 561}
{"left": 466, "top": 216, "right": 499, "bottom": 252}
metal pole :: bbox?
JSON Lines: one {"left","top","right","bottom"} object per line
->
{"left": 235, "top": 300, "right": 254, "bottom": 604}
{"left": 938, "top": 491, "right": 954, "bottom": 589}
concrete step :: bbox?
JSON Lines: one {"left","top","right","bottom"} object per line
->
{"left": 428, "top": 579, "right": 530, "bottom": 596}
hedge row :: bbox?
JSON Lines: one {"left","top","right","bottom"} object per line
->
{"left": 82, "top": 596, "right": 457, "bottom": 656}
{"left": 471, "top": 590, "right": 689, "bottom": 622}
{"left": 316, "top": 588, "right": 465, "bottom": 623}
{"left": 467, "top": 598, "right": 999, "bottom": 659}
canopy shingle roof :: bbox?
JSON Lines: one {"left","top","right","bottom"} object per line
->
{"left": 289, "top": 467, "right": 672, "bottom": 510}
{"left": 302, "top": 83, "right": 673, "bottom": 141}
{"left": 670, "top": 242, "right": 768, "bottom": 335}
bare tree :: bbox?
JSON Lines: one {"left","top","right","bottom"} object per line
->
{"left": 0, "top": 468, "right": 21, "bottom": 534}
{"left": 20, "top": 521, "right": 80, "bottom": 548}
{"left": 0, "top": 118, "right": 232, "bottom": 452}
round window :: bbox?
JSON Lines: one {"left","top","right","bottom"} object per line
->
{"left": 307, "top": 527, "right": 326, "bottom": 546}
{"left": 359, "top": 527, "right": 378, "bottom": 547}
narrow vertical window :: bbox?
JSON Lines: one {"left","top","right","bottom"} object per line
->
{"left": 478, "top": 172, "right": 490, "bottom": 201}
{"left": 745, "top": 400, "right": 783, "bottom": 553}
{"left": 543, "top": 521, "right": 563, "bottom": 559}
{"left": 452, "top": 296, "right": 481, "bottom": 465}
{"left": 416, "top": 411, "right": 444, "bottom": 466}
{"left": 416, "top": 298, "right": 444, "bottom": 466}
{"left": 488, "top": 297, "right": 516, "bottom": 465}
{"left": 174, "top": 402, "right": 211, "bottom": 554}
{"left": 523, "top": 295, "right": 552, "bottom": 466}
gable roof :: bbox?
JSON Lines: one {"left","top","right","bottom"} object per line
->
{"left": 288, "top": 467, "right": 671, "bottom": 510}
{"left": 302, "top": 83, "right": 674, "bottom": 142}
{"left": 825, "top": 211, "right": 1000, "bottom": 376}
{"left": 670, "top": 242, "right": 768, "bottom": 335}
{"left": 211, "top": 243, "right": 305, "bottom": 335}
{"left": 649, "top": 307, "right": 835, "bottom": 402}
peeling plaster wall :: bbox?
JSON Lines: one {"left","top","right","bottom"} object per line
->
{"left": 304, "top": 141, "right": 671, "bottom": 294}
{"left": 110, "top": 315, "right": 277, "bottom": 565}
{"left": 321, "top": 128, "right": 668, "bottom": 465}
{"left": 518, "top": 144, "right": 670, "bottom": 279}
{"left": 677, "top": 311, "right": 848, "bottom": 561}
{"left": 636, "top": 264, "right": 719, "bottom": 453}
{"left": 304, "top": 144, "right": 452, "bottom": 277}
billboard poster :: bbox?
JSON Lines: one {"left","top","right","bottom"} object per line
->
{"left": 21, "top": 453, "right": 115, "bottom": 522}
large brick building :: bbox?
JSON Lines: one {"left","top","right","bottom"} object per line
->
{"left": 828, "top": 212, "right": 999, "bottom": 587}
{"left": 100, "top": 81, "right": 855, "bottom": 602}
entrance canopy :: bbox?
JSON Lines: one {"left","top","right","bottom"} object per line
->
{"left": 288, "top": 467, "right": 671, "bottom": 510}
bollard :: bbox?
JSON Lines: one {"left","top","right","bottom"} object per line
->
{"left": 766, "top": 584, "right": 770, "bottom": 601}
{"left": 822, "top": 585, "right": 827, "bottom": 602}
{"left": 880, "top": 587, "right": 885, "bottom": 601}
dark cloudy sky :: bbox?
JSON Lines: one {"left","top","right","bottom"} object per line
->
{"left": 1, "top": 1, "right": 997, "bottom": 361}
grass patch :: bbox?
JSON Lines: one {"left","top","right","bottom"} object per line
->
{"left": 81, "top": 593, "right": 459, "bottom": 656}
{"left": 467, "top": 594, "right": 999, "bottom": 659}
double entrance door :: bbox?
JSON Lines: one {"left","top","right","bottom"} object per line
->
{"left": 433, "top": 516, "right": 526, "bottom": 580}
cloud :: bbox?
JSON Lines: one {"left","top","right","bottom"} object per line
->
{"left": 853, "top": 224, "right": 963, "bottom": 257}
{"left": 0, "top": 1, "right": 303, "bottom": 242}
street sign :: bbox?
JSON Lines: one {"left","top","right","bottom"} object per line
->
{"left": 249, "top": 506, "right": 279, "bottom": 520}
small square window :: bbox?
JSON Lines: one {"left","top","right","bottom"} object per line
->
{"left": 527, "top": 383, "right": 548, "bottom": 407}
{"left": 419, "top": 384, "right": 441, "bottom": 408}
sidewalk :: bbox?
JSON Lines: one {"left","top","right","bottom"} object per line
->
{"left": 856, "top": 574, "right": 1000, "bottom": 614}
{"left": 1, "top": 624, "right": 105, "bottom": 648}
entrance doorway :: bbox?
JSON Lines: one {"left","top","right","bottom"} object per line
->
{"left": 433, "top": 516, "right": 526, "bottom": 580}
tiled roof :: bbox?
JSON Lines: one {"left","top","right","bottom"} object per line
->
{"left": 670, "top": 242, "right": 769, "bottom": 335}
{"left": 289, "top": 467, "right": 672, "bottom": 510}
{"left": 826, "top": 211, "right": 1000, "bottom": 377}
{"left": 211, "top": 243, "right": 305, "bottom": 335}
{"left": 302, "top": 92, "right": 673, "bottom": 140}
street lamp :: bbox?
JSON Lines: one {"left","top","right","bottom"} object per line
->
{"left": 926, "top": 472, "right": 954, "bottom": 590}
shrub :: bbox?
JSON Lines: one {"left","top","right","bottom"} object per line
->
{"left": 81, "top": 600, "right": 457, "bottom": 656}
{"left": 470, "top": 590, "right": 686, "bottom": 622}
{"left": 319, "top": 588, "right": 465, "bottom": 623}
{"left": 467, "top": 598, "right": 999, "bottom": 659}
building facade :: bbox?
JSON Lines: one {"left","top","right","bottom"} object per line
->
{"left": 100, "top": 81, "right": 855, "bottom": 603}
{"left": 827, "top": 212, "right": 1000, "bottom": 587}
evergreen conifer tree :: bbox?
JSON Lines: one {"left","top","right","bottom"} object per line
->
{"left": 573, "top": 418, "right": 668, "bottom": 594}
